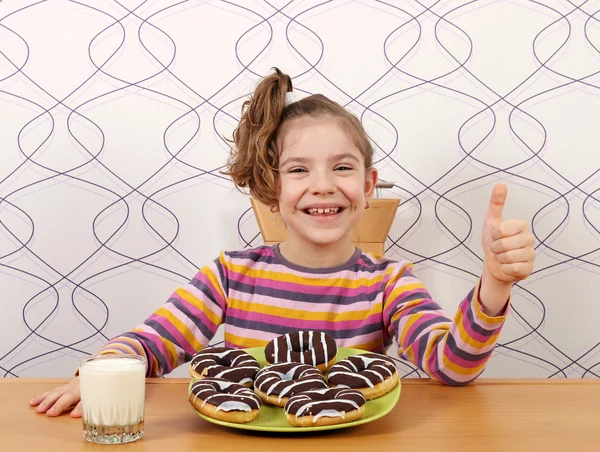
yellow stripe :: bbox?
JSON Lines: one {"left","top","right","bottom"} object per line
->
{"left": 203, "top": 264, "right": 226, "bottom": 303}
{"left": 454, "top": 304, "right": 500, "bottom": 349}
{"left": 155, "top": 307, "right": 203, "bottom": 350}
{"left": 228, "top": 298, "right": 382, "bottom": 322}
{"left": 100, "top": 338, "right": 145, "bottom": 356}
{"left": 385, "top": 282, "right": 427, "bottom": 304}
{"left": 175, "top": 287, "right": 222, "bottom": 326}
{"left": 440, "top": 350, "right": 488, "bottom": 376}
{"left": 392, "top": 298, "right": 443, "bottom": 345}
{"left": 420, "top": 329, "right": 490, "bottom": 377}
{"left": 225, "top": 332, "right": 269, "bottom": 348}
{"left": 225, "top": 261, "right": 387, "bottom": 288}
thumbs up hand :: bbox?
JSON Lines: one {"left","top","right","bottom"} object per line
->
{"left": 481, "top": 184, "right": 535, "bottom": 285}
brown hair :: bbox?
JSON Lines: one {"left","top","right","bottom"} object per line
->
{"left": 224, "top": 68, "right": 374, "bottom": 206}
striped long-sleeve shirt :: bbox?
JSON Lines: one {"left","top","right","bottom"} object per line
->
{"left": 99, "top": 244, "right": 509, "bottom": 386}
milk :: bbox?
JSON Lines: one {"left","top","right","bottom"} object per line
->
{"left": 79, "top": 356, "right": 146, "bottom": 427}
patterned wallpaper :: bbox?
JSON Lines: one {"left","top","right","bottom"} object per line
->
{"left": 1, "top": 0, "right": 599, "bottom": 379}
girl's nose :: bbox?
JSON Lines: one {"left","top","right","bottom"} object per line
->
{"left": 308, "top": 172, "right": 337, "bottom": 195}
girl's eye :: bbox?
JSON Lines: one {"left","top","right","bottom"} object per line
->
{"left": 335, "top": 166, "right": 353, "bottom": 171}
{"left": 289, "top": 168, "right": 306, "bottom": 173}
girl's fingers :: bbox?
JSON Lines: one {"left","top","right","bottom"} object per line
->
{"left": 29, "top": 390, "right": 52, "bottom": 407}
{"left": 71, "top": 401, "right": 82, "bottom": 418}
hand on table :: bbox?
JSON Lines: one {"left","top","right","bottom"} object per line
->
{"left": 29, "top": 377, "right": 81, "bottom": 417}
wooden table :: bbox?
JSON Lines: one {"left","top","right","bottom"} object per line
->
{"left": 2, "top": 378, "right": 599, "bottom": 451}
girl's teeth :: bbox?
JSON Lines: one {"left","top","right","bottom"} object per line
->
{"left": 308, "top": 207, "right": 339, "bottom": 214}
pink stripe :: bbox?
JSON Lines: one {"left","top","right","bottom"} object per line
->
{"left": 225, "top": 325, "right": 278, "bottom": 343}
{"left": 443, "top": 342, "right": 490, "bottom": 370}
{"left": 450, "top": 326, "right": 498, "bottom": 355}
{"left": 470, "top": 297, "right": 506, "bottom": 331}
{"left": 421, "top": 334, "right": 487, "bottom": 385}
{"left": 228, "top": 271, "right": 382, "bottom": 297}
{"left": 183, "top": 282, "right": 225, "bottom": 315}
{"left": 459, "top": 300, "right": 500, "bottom": 343}
{"left": 382, "top": 288, "right": 429, "bottom": 320}
{"left": 438, "top": 350, "right": 485, "bottom": 384}
{"left": 383, "top": 275, "right": 421, "bottom": 300}
{"left": 224, "top": 325, "right": 383, "bottom": 353}
{"left": 193, "top": 271, "right": 226, "bottom": 309}
{"left": 227, "top": 307, "right": 382, "bottom": 331}
{"left": 355, "top": 257, "right": 373, "bottom": 267}
{"left": 172, "top": 292, "right": 220, "bottom": 334}
{"left": 337, "top": 332, "right": 383, "bottom": 350}
{"left": 402, "top": 313, "right": 448, "bottom": 346}
{"left": 230, "top": 289, "right": 381, "bottom": 313}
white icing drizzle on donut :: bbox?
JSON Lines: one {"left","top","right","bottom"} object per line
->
{"left": 327, "top": 354, "right": 397, "bottom": 388}
{"left": 296, "top": 398, "right": 362, "bottom": 416}
{"left": 313, "top": 409, "right": 345, "bottom": 423}
{"left": 191, "top": 349, "right": 259, "bottom": 379}
{"left": 255, "top": 363, "right": 327, "bottom": 403}
{"left": 214, "top": 401, "right": 252, "bottom": 413}
{"left": 321, "top": 332, "right": 327, "bottom": 365}
{"left": 286, "top": 333, "right": 292, "bottom": 363}
{"left": 191, "top": 379, "right": 260, "bottom": 413}
{"left": 285, "top": 388, "right": 365, "bottom": 422}
{"left": 266, "top": 331, "right": 337, "bottom": 367}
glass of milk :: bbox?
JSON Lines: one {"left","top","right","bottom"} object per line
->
{"left": 78, "top": 354, "right": 146, "bottom": 444}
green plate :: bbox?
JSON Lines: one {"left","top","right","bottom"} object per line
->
{"left": 188, "top": 346, "right": 401, "bottom": 432}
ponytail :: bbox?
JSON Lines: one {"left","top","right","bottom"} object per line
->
{"left": 224, "top": 68, "right": 292, "bottom": 205}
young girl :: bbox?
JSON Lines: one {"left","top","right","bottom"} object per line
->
{"left": 30, "top": 68, "right": 535, "bottom": 417}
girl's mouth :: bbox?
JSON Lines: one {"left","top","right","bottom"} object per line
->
{"left": 305, "top": 207, "right": 342, "bottom": 216}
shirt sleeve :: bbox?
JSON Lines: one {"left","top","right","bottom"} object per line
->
{"left": 95, "top": 253, "right": 229, "bottom": 377}
{"left": 383, "top": 261, "right": 509, "bottom": 386}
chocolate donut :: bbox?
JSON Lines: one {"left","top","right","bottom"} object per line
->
{"left": 189, "top": 378, "right": 262, "bottom": 424}
{"left": 254, "top": 363, "right": 328, "bottom": 407}
{"left": 284, "top": 387, "right": 366, "bottom": 427}
{"left": 190, "top": 347, "right": 260, "bottom": 387}
{"left": 264, "top": 331, "right": 338, "bottom": 371}
{"left": 327, "top": 353, "right": 399, "bottom": 400}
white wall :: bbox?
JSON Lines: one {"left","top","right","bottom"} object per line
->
{"left": 1, "top": 0, "right": 599, "bottom": 379}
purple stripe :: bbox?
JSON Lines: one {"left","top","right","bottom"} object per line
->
{"left": 193, "top": 271, "right": 227, "bottom": 309}
{"left": 460, "top": 299, "right": 499, "bottom": 343}
{"left": 147, "top": 312, "right": 195, "bottom": 355}
{"left": 171, "top": 293, "right": 220, "bottom": 334}
{"left": 382, "top": 288, "right": 429, "bottom": 319}
{"left": 228, "top": 271, "right": 382, "bottom": 297}
{"left": 227, "top": 307, "right": 382, "bottom": 331}
{"left": 226, "top": 309, "right": 383, "bottom": 338}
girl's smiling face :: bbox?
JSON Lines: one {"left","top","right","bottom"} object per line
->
{"left": 276, "top": 116, "right": 378, "bottom": 252}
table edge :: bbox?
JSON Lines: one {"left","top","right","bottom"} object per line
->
{"left": 3, "top": 377, "right": 599, "bottom": 385}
